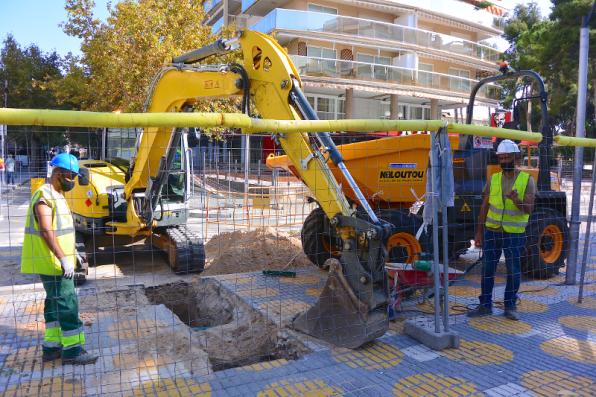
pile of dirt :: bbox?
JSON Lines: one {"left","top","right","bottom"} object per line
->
{"left": 203, "top": 228, "right": 313, "bottom": 275}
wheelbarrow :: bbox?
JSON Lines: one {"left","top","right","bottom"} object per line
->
{"left": 385, "top": 261, "right": 464, "bottom": 318}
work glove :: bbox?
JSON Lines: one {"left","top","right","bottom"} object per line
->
{"left": 60, "top": 257, "right": 75, "bottom": 279}
{"left": 76, "top": 253, "right": 85, "bottom": 267}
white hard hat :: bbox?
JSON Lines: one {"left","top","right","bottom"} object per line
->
{"left": 496, "top": 139, "right": 520, "bottom": 154}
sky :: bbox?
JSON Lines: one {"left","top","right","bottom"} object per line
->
{"left": 0, "top": 0, "right": 111, "bottom": 57}
{"left": 0, "top": 0, "right": 554, "bottom": 58}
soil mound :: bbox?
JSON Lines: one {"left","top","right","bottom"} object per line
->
{"left": 203, "top": 228, "right": 312, "bottom": 275}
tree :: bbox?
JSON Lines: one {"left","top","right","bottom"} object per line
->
{"left": 0, "top": 35, "right": 71, "bottom": 164}
{"left": 0, "top": 35, "right": 63, "bottom": 109}
{"left": 62, "top": 0, "right": 236, "bottom": 113}
{"left": 503, "top": 1, "right": 595, "bottom": 137}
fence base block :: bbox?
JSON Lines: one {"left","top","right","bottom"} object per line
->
{"left": 404, "top": 320, "right": 460, "bottom": 351}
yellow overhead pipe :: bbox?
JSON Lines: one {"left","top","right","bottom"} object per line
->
{"left": 554, "top": 135, "right": 596, "bottom": 148}
{"left": 0, "top": 107, "right": 541, "bottom": 142}
{"left": 447, "top": 123, "right": 542, "bottom": 142}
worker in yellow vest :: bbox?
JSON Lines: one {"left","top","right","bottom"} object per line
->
{"left": 468, "top": 140, "right": 535, "bottom": 321}
{"left": 21, "top": 153, "right": 98, "bottom": 365}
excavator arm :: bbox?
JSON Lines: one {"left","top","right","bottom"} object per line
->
{"left": 115, "top": 30, "right": 391, "bottom": 347}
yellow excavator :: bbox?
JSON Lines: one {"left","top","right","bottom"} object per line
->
{"left": 66, "top": 30, "right": 393, "bottom": 348}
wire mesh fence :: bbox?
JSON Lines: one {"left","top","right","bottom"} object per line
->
{"left": 0, "top": 126, "right": 594, "bottom": 396}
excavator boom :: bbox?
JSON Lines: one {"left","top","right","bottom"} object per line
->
{"left": 109, "top": 30, "right": 390, "bottom": 347}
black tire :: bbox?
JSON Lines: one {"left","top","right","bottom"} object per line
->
{"left": 75, "top": 232, "right": 90, "bottom": 272}
{"left": 378, "top": 209, "right": 431, "bottom": 263}
{"left": 522, "top": 208, "right": 569, "bottom": 279}
{"left": 73, "top": 272, "right": 87, "bottom": 286}
{"left": 301, "top": 207, "right": 341, "bottom": 269}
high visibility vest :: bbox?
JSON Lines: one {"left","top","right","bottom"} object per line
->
{"left": 485, "top": 171, "right": 530, "bottom": 234}
{"left": 21, "top": 184, "right": 76, "bottom": 275}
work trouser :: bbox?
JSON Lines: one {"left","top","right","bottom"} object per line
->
{"left": 479, "top": 229, "right": 526, "bottom": 310}
{"left": 40, "top": 275, "right": 85, "bottom": 358}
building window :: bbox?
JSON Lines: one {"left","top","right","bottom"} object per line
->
{"left": 357, "top": 54, "right": 390, "bottom": 80}
{"left": 418, "top": 63, "right": 434, "bottom": 87}
{"left": 306, "top": 94, "right": 345, "bottom": 120}
{"left": 448, "top": 68, "right": 471, "bottom": 92}
{"left": 307, "top": 3, "right": 338, "bottom": 14}
{"left": 307, "top": 46, "right": 337, "bottom": 75}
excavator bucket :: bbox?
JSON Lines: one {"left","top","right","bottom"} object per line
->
{"left": 292, "top": 259, "right": 388, "bottom": 349}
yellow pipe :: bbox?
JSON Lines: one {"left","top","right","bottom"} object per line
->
{"left": 0, "top": 107, "right": 542, "bottom": 142}
{"left": 555, "top": 135, "right": 596, "bottom": 148}
{"left": 0, "top": 108, "right": 253, "bottom": 129}
{"left": 448, "top": 123, "right": 542, "bottom": 142}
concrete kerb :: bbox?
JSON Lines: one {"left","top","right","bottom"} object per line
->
{"left": 404, "top": 320, "right": 460, "bottom": 350}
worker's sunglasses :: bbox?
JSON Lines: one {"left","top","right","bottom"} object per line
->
{"left": 61, "top": 170, "right": 78, "bottom": 180}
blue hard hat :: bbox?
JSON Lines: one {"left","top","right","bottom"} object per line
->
{"left": 50, "top": 153, "right": 80, "bottom": 174}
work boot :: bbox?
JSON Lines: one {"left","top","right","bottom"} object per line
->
{"left": 504, "top": 309, "right": 520, "bottom": 321}
{"left": 467, "top": 306, "right": 492, "bottom": 318}
{"left": 62, "top": 350, "right": 98, "bottom": 365}
{"left": 42, "top": 350, "right": 62, "bottom": 362}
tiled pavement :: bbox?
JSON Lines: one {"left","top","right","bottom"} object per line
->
{"left": 0, "top": 250, "right": 594, "bottom": 396}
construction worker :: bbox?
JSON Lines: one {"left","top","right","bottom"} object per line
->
{"left": 20, "top": 153, "right": 98, "bottom": 365}
{"left": 5, "top": 154, "right": 16, "bottom": 185}
{"left": 468, "top": 139, "right": 535, "bottom": 320}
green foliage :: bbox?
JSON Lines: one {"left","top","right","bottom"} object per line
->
{"left": 0, "top": 35, "right": 63, "bottom": 109}
{"left": 62, "top": 0, "right": 239, "bottom": 114}
{"left": 503, "top": 0, "right": 595, "bottom": 137}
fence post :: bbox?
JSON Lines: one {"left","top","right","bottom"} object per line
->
{"left": 578, "top": 157, "right": 596, "bottom": 303}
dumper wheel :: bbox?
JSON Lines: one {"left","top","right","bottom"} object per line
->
{"left": 379, "top": 210, "right": 430, "bottom": 264}
{"left": 523, "top": 208, "right": 568, "bottom": 279}
{"left": 301, "top": 207, "right": 342, "bottom": 270}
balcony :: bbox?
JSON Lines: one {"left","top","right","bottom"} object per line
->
{"left": 290, "top": 55, "right": 501, "bottom": 100}
{"left": 395, "top": 0, "right": 505, "bottom": 31}
{"left": 251, "top": 9, "right": 501, "bottom": 65}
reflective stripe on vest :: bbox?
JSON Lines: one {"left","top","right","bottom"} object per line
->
{"left": 485, "top": 171, "right": 530, "bottom": 233}
{"left": 20, "top": 184, "right": 76, "bottom": 275}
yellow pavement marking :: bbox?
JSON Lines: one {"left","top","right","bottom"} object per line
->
{"left": 518, "top": 286, "right": 558, "bottom": 296}
{"left": 259, "top": 299, "right": 311, "bottom": 319}
{"left": 333, "top": 341, "right": 403, "bottom": 369}
{"left": 567, "top": 296, "right": 596, "bottom": 309}
{"left": 559, "top": 315, "right": 596, "bottom": 332}
{"left": 113, "top": 351, "right": 166, "bottom": 369}
{"left": 464, "top": 274, "right": 506, "bottom": 284}
{"left": 24, "top": 300, "right": 44, "bottom": 315}
{"left": 540, "top": 337, "right": 596, "bottom": 364}
{"left": 521, "top": 370, "right": 595, "bottom": 397}
{"left": 2, "top": 377, "right": 84, "bottom": 397}
{"left": 126, "top": 377, "right": 211, "bottom": 397}
{"left": 240, "top": 358, "right": 289, "bottom": 371}
{"left": 107, "top": 318, "right": 171, "bottom": 340}
{"left": 442, "top": 340, "right": 513, "bottom": 365}
{"left": 468, "top": 316, "right": 532, "bottom": 334}
{"left": 416, "top": 301, "right": 463, "bottom": 315}
{"left": 516, "top": 300, "right": 548, "bottom": 313}
{"left": 257, "top": 379, "right": 343, "bottom": 397}
{"left": 280, "top": 274, "right": 324, "bottom": 285}
{"left": 393, "top": 373, "right": 483, "bottom": 397}
{"left": 236, "top": 287, "right": 279, "bottom": 298}
{"left": 4, "top": 345, "right": 62, "bottom": 372}
{"left": 448, "top": 286, "right": 480, "bottom": 297}
{"left": 305, "top": 287, "right": 322, "bottom": 297}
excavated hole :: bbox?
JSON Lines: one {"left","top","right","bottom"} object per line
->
{"left": 145, "top": 279, "right": 310, "bottom": 371}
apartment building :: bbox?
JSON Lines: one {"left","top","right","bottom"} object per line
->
{"left": 204, "top": 0, "right": 507, "bottom": 124}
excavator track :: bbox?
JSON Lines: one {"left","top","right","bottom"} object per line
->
{"left": 152, "top": 226, "right": 205, "bottom": 274}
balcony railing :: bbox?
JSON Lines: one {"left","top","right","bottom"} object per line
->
{"left": 387, "top": 0, "right": 505, "bottom": 31}
{"left": 251, "top": 9, "right": 501, "bottom": 64}
{"left": 290, "top": 55, "right": 501, "bottom": 100}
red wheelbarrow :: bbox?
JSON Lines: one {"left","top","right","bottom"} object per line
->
{"left": 385, "top": 262, "right": 464, "bottom": 316}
